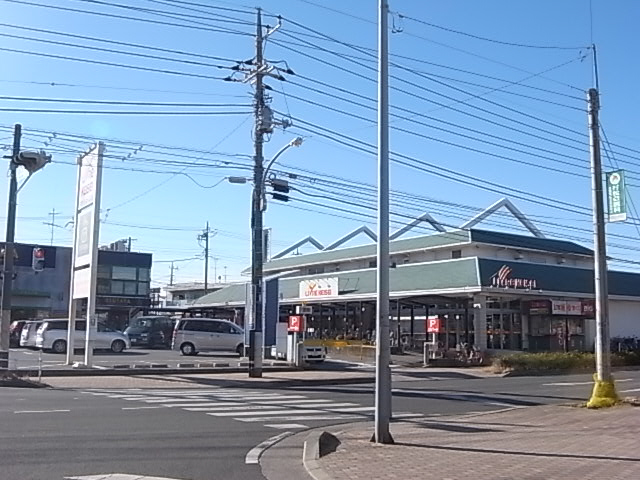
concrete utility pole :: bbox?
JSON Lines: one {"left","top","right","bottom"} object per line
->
{"left": 586, "top": 87, "right": 618, "bottom": 408}
{"left": 169, "top": 261, "right": 177, "bottom": 286}
{"left": 49, "top": 208, "right": 56, "bottom": 246}
{"left": 249, "top": 7, "right": 266, "bottom": 378}
{"left": 373, "top": 0, "right": 393, "bottom": 444}
{"left": 0, "top": 124, "right": 21, "bottom": 367}
{"left": 198, "top": 222, "right": 211, "bottom": 294}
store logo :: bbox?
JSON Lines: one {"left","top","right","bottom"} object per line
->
{"left": 491, "top": 265, "right": 537, "bottom": 289}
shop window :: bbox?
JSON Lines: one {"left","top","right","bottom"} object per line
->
{"left": 111, "top": 281, "right": 125, "bottom": 295}
{"left": 112, "top": 266, "right": 137, "bottom": 280}
{"left": 451, "top": 249, "right": 462, "bottom": 259}
{"left": 123, "top": 281, "right": 137, "bottom": 295}
{"left": 137, "top": 282, "right": 149, "bottom": 296}
{"left": 97, "top": 279, "right": 110, "bottom": 294}
{"left": 138, "top": 268, "right": 150, "bottom": 281}
{"left": 97, "top": 265, "right": 111, "bottom": 279}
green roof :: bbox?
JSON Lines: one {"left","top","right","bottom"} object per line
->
{"left": 262, "top": 229, "right": 593, "bottom": 274}
{"left": 264, "top": 230, "right": 470, "bottom": 273}
{"left": 195, "top": 258, "right": 480, "bottom": 307}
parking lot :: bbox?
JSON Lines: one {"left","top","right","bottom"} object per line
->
{"left": 8, "top": 346, "right": 250, "bottom": 370}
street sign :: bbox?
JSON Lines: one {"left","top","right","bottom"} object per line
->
{"left": 607, "top": 170, "right": 627, "bottom": 222}
{"left": 288, "top": 315, "right": 303, "bottom": 332}
{"left": 426, "top": 316, "right": 441, "bottom": 334}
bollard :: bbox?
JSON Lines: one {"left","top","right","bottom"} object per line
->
{"left": 423, "top": 341, "right": 430, "bottom": 367}
{"left": 295, "top": 341, "right": 305, "bottom": 369}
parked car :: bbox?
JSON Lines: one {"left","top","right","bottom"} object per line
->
{"left": 20, "top": 320, "right": 44, "bottom": 349}
{"left": 9, "top": 320, "right": 27, "bottom": 348}
{"left": 125, "top": 316, "right": 175, "bottom": 348}
{"left": 35, "top": 319, "right": 131, "bottom": 354}
{"left": 172, "top": 318, "right": 244, "bottom": 356}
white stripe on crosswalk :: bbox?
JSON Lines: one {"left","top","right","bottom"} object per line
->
{"left": 207, "top": 409, "right": 324, "bottom": 417}
{"left": 165, "top": 402, "right": 243, "bottom": 408}
{"left": 143, "top": 398, "right": 207, "bottom": 403}
{"left": 186, "top": 402, "right": 358, "bottom": 412}
{"left": 326, "top": 406, "right": 374, "bottom": 412}
{"left": 238, "top": 415, "right": 361, "bottom": 422}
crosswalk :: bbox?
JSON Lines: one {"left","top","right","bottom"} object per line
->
{"left": 81, "top": 387, "right": 424, "bottom": 430}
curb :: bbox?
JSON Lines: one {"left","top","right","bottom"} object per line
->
{"left": 8, "top": 364, "right": 295, "bottom": 377}
{"left": 303, "top": 431, "right": 341, "bottom": 480}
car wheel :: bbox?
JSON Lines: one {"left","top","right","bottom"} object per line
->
{"left": 180, "top": 342, "right": 196, "bottom": 356}
{"left": 111, "top": 339, "right": 126, "bottom": 353}
{"left": 52, "top": 339, "right": 67, "bottom": 354}
{"left": 236, "top": 344, "right": 244, "bottom": 357}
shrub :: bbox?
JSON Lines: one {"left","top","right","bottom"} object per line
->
{"left": 492, "top": 351, "right": 640, "bottom": 373}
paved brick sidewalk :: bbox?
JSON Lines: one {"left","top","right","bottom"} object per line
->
{"left": 314, "top": 404, "right": 640, "bottom": 480}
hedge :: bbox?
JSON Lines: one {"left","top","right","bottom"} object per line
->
{"left": 492, "top": 351, "right": 640, "bottom": 374}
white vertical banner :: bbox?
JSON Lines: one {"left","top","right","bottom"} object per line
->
{"left": 69, "top": 143, "right": 104, "bottom": 368}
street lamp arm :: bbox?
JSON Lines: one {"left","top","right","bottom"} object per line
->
{"left": 262, "top": 136, "right": 303, "bottom": 187}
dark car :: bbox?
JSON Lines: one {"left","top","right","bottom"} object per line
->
{"left": 9, "top": 320, "right": 27, "bottom": 348}
{"left": 125, "top": 316, "right": 175, "bottom": 348}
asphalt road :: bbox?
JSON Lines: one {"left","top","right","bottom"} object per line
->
{"left": 9, "top": 346, "right": 249, "bottom": 370}
{"left": 2, "top": 369, "right": 639, "bottom": 480}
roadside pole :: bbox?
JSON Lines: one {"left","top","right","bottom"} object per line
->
{"left": 0, "top": 124, "right": 21, "bottom": 370}
{"left": 373, "top": 0, "right": 393, "bottom": 444}
{"left": 586, "top": 87, "right": 618, "bottom": 408}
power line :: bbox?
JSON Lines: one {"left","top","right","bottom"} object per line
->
{"left": 0, "top": 107, "right": 252, "bottom": 115}
{"left": 398, "top": 14, "right": 588, "bottom": 50}
{"left": 0, "top": 96, "right": 252, "bottom": 108}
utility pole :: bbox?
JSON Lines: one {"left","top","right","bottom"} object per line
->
{"left": 169, "top": 261, "right": 177, "bottom": 286}
{"left": 0, "top": 124, "right": 21, "bottom": 365}
{"left": 198, "top": 222, "right": 211, "bottom": 294}
{"left": 224, "top": 266, "right": 227, "bottom": 283}
{"left": 214, "top": 257, "right": 219, "bottom": 283}
{"left": 373, "top": 0, "right": 393, "bottom": 444}
{"left": 48, "top": 208, "right": 56, "bottom": 246}
{"left": 586, "top": 87, "right": 618, "bottom": 408}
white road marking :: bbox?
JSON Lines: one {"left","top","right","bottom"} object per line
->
{"left": 327, "top": 406, "right": 374, "bottom": 412}
{"left": 187, "top": 405, "right": 286, "bottom": 412}
{"left": 122, "top": 406, "right": 167, "bottom": 410}
{"left": 264, "top": 423, "right": 308, "bottom": 429}
{"left": 14, "top": 409, "right": 70, "bottom": 414}
{"left": 143, "top": 398, "right": 207, "bottom": 403}
{"left": 238, "top": 415, "right": 361, "bottom": 422}
{"left": 65, "top": 474, "right": 184, "bottom": 480}
{"left": 208, "top": 409, "right": 324, "bottom": 417}
{"left": 251, "top": 397, "right": 325, "bottom": 405}
{"left": 620, "top": 388, "right": 640, "bottom": 393}
{"left": 166, "top": 402, "right": 242, "bottom": 408}
{"left": 245, "top": 431, "right": 293, "bottom": 464}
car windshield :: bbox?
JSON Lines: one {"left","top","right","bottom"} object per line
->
{"left": 130, "top": 318, "right": 154, "bottom": 328}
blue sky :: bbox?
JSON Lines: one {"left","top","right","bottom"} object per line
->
{"left": 1, "top": 0, "right": 640, "bottom": 287}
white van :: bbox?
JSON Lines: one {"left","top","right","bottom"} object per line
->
{"left": 35, "top": 319, "right": 131, "bottom": 354}
{"left": 172, "top": 318, "right": 244, "bottom": 356}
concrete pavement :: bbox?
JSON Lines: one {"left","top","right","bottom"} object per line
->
{"left": 287, "top": 404, "right": 640, "bottom": 480}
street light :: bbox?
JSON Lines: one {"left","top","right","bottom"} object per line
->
{"left": 232, "top": 137, "right": 302, "bottom": 378}
{"left": 1, "top": 124, "right": 51, "bottom": 369}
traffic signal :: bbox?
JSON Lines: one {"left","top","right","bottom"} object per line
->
{"left": 269, "top": 178, "right": 290, "bottom": 202}
{"left": 32, "top": 247, "right": 45, "bottom": 272}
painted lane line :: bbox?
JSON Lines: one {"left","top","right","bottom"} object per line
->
{"left": 238, "top": 415, "right": 361, "bottom": 422}
{"left": 186, "top": 405, "right": 284, "bottom": 412}
{"left": 122, "top": 406, "right": 167, "bottom": 410}
{"left": 208, "top": 409, "right": 325, "bottom": 417}
{"left": 245, "top": 431, "right": 294, "bottom": 465}
{"left": 166, "top": 402, "right": 243, "bottom": 408}
{"left": 620, "top": 388, "right": 640, "bottom": 393}
{"left": 326, "top": 407, "right": 374, "bottom": 412}
{"left": 143, "top": 398, "right": 207, "bottom": 403}
{"left": 264, "top": 423, "right": 308, "bottom": 429}
{"left": 249, "top": 398, "right": 326, "bottom": 405}
{"left": 14, "top": 409, "right": 70, "bottom": 414}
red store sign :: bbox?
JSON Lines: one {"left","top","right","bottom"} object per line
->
{"left": 426, "top": 316, "right": 442, "bottom": 334}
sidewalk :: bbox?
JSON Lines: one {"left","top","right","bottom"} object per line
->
{"left": 305, "top": 404, "right": 640, "bottom": 480}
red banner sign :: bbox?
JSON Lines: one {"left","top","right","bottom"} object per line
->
{"left": 426, "top": 316, "right": 441, "bottom": 334}
{"left": 288, "top": 315, "right": 303, "bottom": 333}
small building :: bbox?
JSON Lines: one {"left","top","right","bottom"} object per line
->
{"left": 164, "top": 282, "right": 227, "bottom": 307}
{"left": 1, "top": 242, "right": 152, "bottom": 331}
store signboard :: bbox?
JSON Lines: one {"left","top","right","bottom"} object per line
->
{"left": 607, "top": 170, "right": 627, "bottom": 223}
{"left": 299, "top": 277, "right": 339, "bottom": 299}
{"left": 528, "top": 300, "right": 551, "bottom": 315}
{"left": 490, "top": 265, "right": 537, "bottom": 289}
{"left": 551, "top": 300, "right": 582, "bottom": 316}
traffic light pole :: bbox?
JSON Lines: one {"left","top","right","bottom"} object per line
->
{"left": 0, "top": 124, "right": 21, "bottom": 366}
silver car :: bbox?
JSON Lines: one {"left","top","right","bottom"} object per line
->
{"left": 172, "top": 318, "right": 244, "bottom": 356}
{"left": 35, "top": 319, "right": 131, "bottom": 354}
{"left": 19, "top": 320, "right": 44, "bottom": 349}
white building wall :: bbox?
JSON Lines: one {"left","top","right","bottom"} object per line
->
{"left": 609, "top": 300, "right": 640, "bottom": 338}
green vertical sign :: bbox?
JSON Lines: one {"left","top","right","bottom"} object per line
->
{"left": 606, "top": 170, "right": 627, "bottom": 222}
